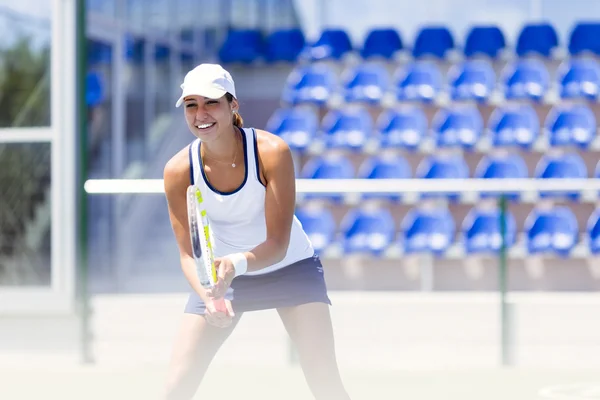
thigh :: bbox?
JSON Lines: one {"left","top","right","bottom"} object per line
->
{"left": 277, "top": 302, "right": 337, "bottom": 363}
{"left": 165, "top": 312, "right": 242, "bottom": 397}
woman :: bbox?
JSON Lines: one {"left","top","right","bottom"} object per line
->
{"left": 162, "top": 63, "right": 351, "bottom": 400}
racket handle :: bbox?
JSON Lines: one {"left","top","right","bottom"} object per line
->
{"left": 213, "top": 297, "right": 228, "bottom": 314}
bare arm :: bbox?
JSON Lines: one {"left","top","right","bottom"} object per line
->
{"left": 242, "top": 130, "right": 296, "bottom": 272}
{"left": 163, "top": 148, "right": 210, "bottom": 301}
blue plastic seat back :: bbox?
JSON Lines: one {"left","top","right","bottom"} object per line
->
{"left": 218, "top": 29, "right": 264, "bottom": 64}
{"left": 281, "top": 64, "right": 338, "bottom": 106}
{"left": 464, "top": 26, "right": 506, "bottom": 58}
{"left": 474, "top": 153, "right": 528, "bottom": 200}
{"left": 264, "top": 28, "right": 306, "bottom": 63}
{"left": 558, "top": 59, "right": 600, "bottom": 99}
{"left": 395, "top": 62, "right": 442, "bottom": 102}
{"left": 569, "top": 23, "right": 600, "bottom": 56}
{"left": 300, "top": 154, "right": 355, "bottom": 202}
{"left": 341, "top": 208, "right": 396, "bottom": 255}
{"left": 431, "top": 106, "right": 483, "bottom": 148}
{"left": 357, "top": 154, "right": 412, "bottom": 202}
{"left": 361, "top": 28, "right": 403, "bottom": 60}
{"left": 488, "top": 105, "right": 539, "bottom": 148}
{"left": 449, "top": 60, "right": 496, "bottom": 101}
{"left": 401, "top": 208, "right": 455, "bottom": 255}
{"left": 463, "top": 208, "right": 517, "bottom": 253}
{"left": 525, "top": 207, "right": 578, "bottom": 256}
{"left": 502, "top": 60, "right": 549, "bottom": 101}
{"left": 545, "top": 105, "right": 596, "bottom": 148}
{"left": 343, "top": 63, "right": 390, "bottom": 104}
{"left": 304, "top": 29, "right": 353, "bottom": 61}
{"left": 535, "top": 153, "right": 587, "bottom": 199}
{"left": 587, "top": 209, "right": 600, "bottom": 254}
{"left": 416, "top": 155, "right": 469, "bottom": 200}
{"left": 377, "top": 107, "right": 427, "bottom": 150}
{"left": 516, "top": 23, "right": 559, "bottom": 58}
{"left": 413, "top": 26, "right": 455, "bottom": 59}
{"left": 265, "top": 108, "right": 318, "bottom": 152}
{"left": 295, "top": 207, "right": 336, "bottom": 253}
{"left": 321, "top": 108, "right": 373, "bottom": 150}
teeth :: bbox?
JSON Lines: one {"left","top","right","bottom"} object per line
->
{"left": 196, "top": 123, "right": 215, "bottom": 129}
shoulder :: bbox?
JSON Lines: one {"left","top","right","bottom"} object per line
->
{"left": 253, "top": 128, "right": 292, "bottom": 165}
{"left": 163, "top": 144, "right": 192, "bottom": 193}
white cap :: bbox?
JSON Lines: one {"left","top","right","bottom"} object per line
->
{"left": 175, "top": 63, "right": 236, "bottom": 107}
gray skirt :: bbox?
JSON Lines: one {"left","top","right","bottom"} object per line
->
{"left": 184, "top": 253, "right": 332, "bottom": 315}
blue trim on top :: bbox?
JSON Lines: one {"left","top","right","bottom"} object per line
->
{"left": 252, "top": 128, "right": 267, "bottom": 188}
{"left": 188, "top": 141, "right": 194, "bottom": 185}
{"left": 199, "top": 127, "right": 248, "bottom": 196}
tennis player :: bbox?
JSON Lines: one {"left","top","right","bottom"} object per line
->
{"left": 162, "top": 63, "right": 351, "bottom": 400}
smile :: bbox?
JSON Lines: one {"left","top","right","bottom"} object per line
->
{"left": 196, "top": 123, "right": 215, "bottom": 129}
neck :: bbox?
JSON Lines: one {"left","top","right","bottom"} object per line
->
{"left": 202, "top": 126, "right": 240, "bottom": 158}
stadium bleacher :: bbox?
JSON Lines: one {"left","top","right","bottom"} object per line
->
{"left": 216, "top": 22, "right": 600, "bottom": 290}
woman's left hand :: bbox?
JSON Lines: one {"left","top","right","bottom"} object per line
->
{"left": 207, "top": 257, "right": 235, "bottom": 299}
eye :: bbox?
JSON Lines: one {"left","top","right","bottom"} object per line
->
{"left": 206, "top": 100, "right": 219, "bottom": 105}
{"left": 185, "top": 103, "right": 197, "bottom": 108}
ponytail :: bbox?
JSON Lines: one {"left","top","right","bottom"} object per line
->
{"left": 225, "top": 92, "right": 244, "bottom": 128}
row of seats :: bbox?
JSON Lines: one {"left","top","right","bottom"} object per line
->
{"left": 219, "top": 22, "right": 600, "bottom": 63}
{"left": 298, "top": 153, "right": 598, "bottom": 202}
{"left": 268, "top": 104, "right": 597, "bottom": 152}
{"left": 280, "top": 60, "right": 600, "bottom": 106}
{"left": 297, "top": 205, "right": 600, "bottom": 257}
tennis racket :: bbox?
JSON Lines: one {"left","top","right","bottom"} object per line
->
{"left": 186, "top": 185, "right": 227, "bottom": 312}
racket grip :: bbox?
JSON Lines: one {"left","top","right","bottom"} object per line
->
{"left": 213, "top": 297, "right": 228, "bottom": 314}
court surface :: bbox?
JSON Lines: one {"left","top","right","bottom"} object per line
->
{"left": 1, "top": 363, "right": 600, "bottom": 400}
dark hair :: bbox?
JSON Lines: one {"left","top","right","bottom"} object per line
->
{"left": 225, "top": 92, "right": 243, "bottom": 128}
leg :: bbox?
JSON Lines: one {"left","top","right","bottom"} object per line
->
{"left": 164, "top": 312, "right": 242, "bottom": 400}
{"left": 277, "top": 302, "right": 351, "bottom": 400}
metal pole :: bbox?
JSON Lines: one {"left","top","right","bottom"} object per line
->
{"left": 498, "top": 195, "right": 509, "bottom": 366}
{"left": 76, "top": 0, "right": 93, "bottom": 364}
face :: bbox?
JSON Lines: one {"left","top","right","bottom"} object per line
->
{"left": 183, "top": 95, "right": 238, "bottom": 141}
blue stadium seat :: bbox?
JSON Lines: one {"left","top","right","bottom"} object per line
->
{"left": 281, "top": 64, "right": 338, "bottom": 106}
{"left": 361, "top": 28, "right": 403, "bottom": 60}
{"left": 340, "top": 208, "right": 396, "bottom": 255}
{"left": 264, "top": 28, "right": 305, "bottom": 63}
{"left": 218, "top": 29, "right": 264, "bottom": 64}
{"left": 295, "top": 207, "right": 336, "bottom": 254}
{"left": 394, "top": 62, "right": 442, "bottom": 102}
{"left": 300, "top": 154, "right": 355, "bottom": 202}
{"left": 412, "top": 26, "right": 455, "bottom": 59}
{"left": 401, "top": 207, "right": 455, "bottom": 255}
{"left": 501, "top": 60, "right": 549, "bottom": 101}
{"left": 86, "top": 72, "right": 104, "bottom": 107}
{"left": 525, "top": 207, "right": 578, "bottom": 256}
{"left": 545, "top": 105, "right": 596, "bottom": 148}
{"left": 462, "top": 208, "right": 517, "bottom": 254}
{"left": 568, "top": 23, "right": 600, "bottom": 57}
{"left": 431, "top": 106, "right": 483, "bottom": 148}
{"left": 474, "top": 154, "right": 528, "bottom": 200}
{"left": 321, "top": 107, "right": 373, "bottom": 150}
{"left": 265, "top": 107, "right": 318, "bottom": 152}
{"left": 557, "top": 59, "right": 600, "bottom": 100}
{"left": 487, "top": 105, "right": 539, "bottom": 148}
{"left": 357, "top": 154, "right": 412, "bottom": 202}
{"left": 516, "top": 23, "right": 559, "bottom": 58}
{"left": 534, "top": 153, "right": 587, "bottom": 199}
{"left": 376, "top": 107, "right": 427, "bottom": 150}
{"left": 415, "top": 154, "right": 469, "bottom": 200}
{"left": 448, "top": 60, "right": 496, "bottom": 102}
{"left": 342, "top": 63, "right": 390, "bottom": 104}
{"left": 464, "top": 25, "right": 506, "bottom": 59}
{"left": 303, "top": 29, "right": 353, "bottom": 61}
{"left": 586, "top": 209, "right": 600, "bottom": 254}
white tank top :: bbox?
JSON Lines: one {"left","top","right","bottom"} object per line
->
{"left": 189, "top": 127, "right": 315, "bottom": 276}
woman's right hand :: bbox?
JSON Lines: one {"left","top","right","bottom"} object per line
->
{"left": 205, "top": 297, "right": 235, "bottom": 328}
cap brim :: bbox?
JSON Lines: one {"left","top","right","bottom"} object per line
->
{"left": 175, "top": 87, "right": 228, "bottom": 107}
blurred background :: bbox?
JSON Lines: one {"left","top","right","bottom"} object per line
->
{"left": 1, "top": 0, "right": 600, "bottom": 399}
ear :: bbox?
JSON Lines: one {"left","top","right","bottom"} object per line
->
{"left": 230, "top": 97, "right": 239, "bottom": 113}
